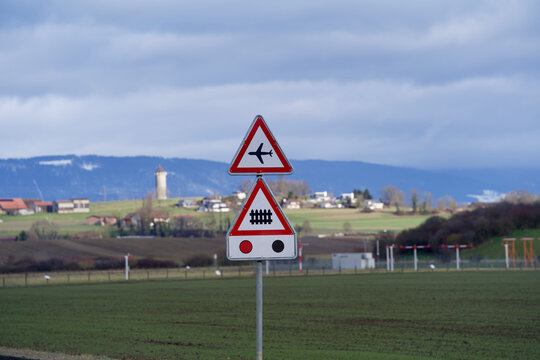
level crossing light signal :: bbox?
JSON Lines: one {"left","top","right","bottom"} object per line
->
{"left": 226, "top": 177, "right": 296, "bottom": 260}
{"left": 240, "top": 240, "right": 253, "bottom": 254}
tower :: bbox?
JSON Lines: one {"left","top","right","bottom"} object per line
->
{"left": 155, "top": 165, "right": 168, "bottom": 200}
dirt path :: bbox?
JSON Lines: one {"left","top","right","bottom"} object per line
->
{"left": 0, "top": 347, "right": 116, "bottom": 360}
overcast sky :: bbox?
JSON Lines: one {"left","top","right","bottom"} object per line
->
{"left": 1, "top": 0, "right": 539, "bottom": 169}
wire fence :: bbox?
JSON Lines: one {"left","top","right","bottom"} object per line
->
{"left": 0, "top": 257, "right": 537, "bottom": 288}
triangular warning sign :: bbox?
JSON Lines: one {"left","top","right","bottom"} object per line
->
{"left": 229, "top": 115, "right": 293, "bottom": 175}
{"left": 228, "top": 177, "right": 294, "bottom": 236}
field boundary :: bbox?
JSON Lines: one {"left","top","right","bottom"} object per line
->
{"left": 0, "top": 346, "right": 116, "bottom": 360}
{"left": 1, "top": 259, "right": 536, "bottom": 288}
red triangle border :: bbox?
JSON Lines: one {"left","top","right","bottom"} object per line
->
{"left": 228, "top": 178, "right": 294, "bottom": 236}
{"left": 229, "top": 116, "right": 293, "bottom": 175}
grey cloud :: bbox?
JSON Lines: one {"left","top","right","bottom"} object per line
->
{"left": 1, "top": 77, "right": 538, "bottom": 168}
{"left": 0, "top": 0, "right": 539, "bottom": 169}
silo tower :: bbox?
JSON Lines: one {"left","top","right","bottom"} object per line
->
{"left": 155, "top": 165, "right": 168, "bottom": 200}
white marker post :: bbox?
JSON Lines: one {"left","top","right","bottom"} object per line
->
{"left": 124, "top": 254, "right": 131, "bottom": 280}
{"left": 385, "top": 246, "right": 390, "bottom": 271}
{"left": 503, "top": 243, "right": 509, "bottom": 269}
{"left": 441, "top": 245, "right": 473, "bottom": 270}
{"left": 399, "top": 245, "right": 431, "bottom": 271}
{"left": 299, "top": 242, "right": 303, "bottom": 274}
{"left": 392, "top": 245, "right": 396, "bottom": 271}
{"left": 386, "top": 245, "right": 395, "bottom": 272}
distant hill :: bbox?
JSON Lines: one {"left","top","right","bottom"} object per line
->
{"left": 0, "top": 155, "right": 538, "bottom": 203}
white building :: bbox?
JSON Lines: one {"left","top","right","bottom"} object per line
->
{"left": 332, "top": 253, "right": 375, "bottom": 270}
{"left": 364, "top": 200, "right": 384, "bottom": 210}
{"left": 53, "top": 199, "right": 90, "bottom": 213}
{"left": 177, "top": 199, "right": 198, "bottom": 208}
{"left": 320, "top": 201, "right": 343, "bottom": 209}
{"left": 312, "top": 191, "right": 331, "bottom": 202}
{"left": 199, "top": 198, "right": 230, "bottom": 212}
{"left": 72, "top": 198, "right": 90, "bottom": 213}
{"left": 283, "top": 200, "right": 301, "bottom": 209}
{"left": 339, "top": 193, "right": 356, "bottom": 203}
{"left": 233, "top": 191, "right": 246, "bottom": 200}
{"left": 155, "top": 165, "right": 168, "bottom": 200}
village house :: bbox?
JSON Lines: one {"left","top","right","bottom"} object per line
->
{"left": 177, "top": 199, "right": 198, "bottom": 208}
{"left": 85, "top": 215, "right": 118, "bottom": 226}
{"left": 122, "top": 210, "right": 170, "bottom": 227}
{"left": 283, "top": 200, "right": 301, "bottom": 209}
{"left": 33, "top": 201, "right": 53, "bottom": 213}
{"left": 312, "top": 191, "right": 331, "bottom": 202}
{"left": 0, "top": 198, "right": 28, "bottom": 215}
{"left": 364, "top": 199, "right": 384, "bottom": 210}
{"left": 72, "top": 198, "right": 90, "bottom": 213}
{"left": 54, "top": 200, "right": 75, "bottom": 213}
{"left": 53, "top": 198, "right": 90, "bottom": 213}
{"left": 199, "top": 197, "right": 230, "bottom": 212}
{"left": 339, "top": 193, "right": 355, "bottom": 202}
{"left": 233, "top": 191, "right": 246, "bottom": 200}
{"left": 320, "top": 201, "right": 343, "bottom": 209}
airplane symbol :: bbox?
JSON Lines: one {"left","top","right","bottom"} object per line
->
{"left": 248, "top": 143, "right": 273, "bottom": 164}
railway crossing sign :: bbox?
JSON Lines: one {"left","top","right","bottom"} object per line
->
{"left": 228, "top": 115, "right": 293, "bottom": 175}
{"left": 227, "top": 177, "right": 297, "bottom": 260}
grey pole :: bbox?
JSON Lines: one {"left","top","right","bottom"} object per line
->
{"left": 256, "top": 260, "right": 263, "bottom": 360}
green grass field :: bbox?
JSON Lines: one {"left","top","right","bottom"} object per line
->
{"left": 0, "top": 199, "right": 433, "bottom": 236}
{"left": 466, "top": 229, "right": 540, "bottom": 258}
{"left": 1, "top": 271, "right": 539, "bottom": 359}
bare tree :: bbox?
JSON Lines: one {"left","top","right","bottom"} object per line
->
{"left": 408, "top": 188, "right": 420, "bottom": 213}
{"left": 380, "top": 185, "right": 404, "bottom": 212}
{"left": 267, "top": 178, "right": 311, "bottom": 198}
{"left": 238, "top": 180, "right": 252, "bottom": 193}
{"left": 437, "top": 195, "right": 457, "bottom": 213}
{"left": 504, "top": 190, "right": 538, "bottom": 204}
{"left": 422, "top": 192, "right": 434, "bottom": 213}
{"left": 302, "top": 220, "right": 312, "bottom": 235}
{"left": 137, "top": 192, "right": 154, "bottom": 235}
{"left": 28, "top": 221, "right": 60, "bottom": 240}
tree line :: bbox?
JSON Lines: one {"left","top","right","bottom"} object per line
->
{"left": 395, "top": 200, "right": 540, "bottom": 254}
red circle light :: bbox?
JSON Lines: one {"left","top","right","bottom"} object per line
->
{"left": 239, "top": 240, "right": 253, "bottom": 254}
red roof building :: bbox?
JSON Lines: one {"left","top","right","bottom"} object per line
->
{"left": 0, "top": 198, "right": 27, "bottom": 215}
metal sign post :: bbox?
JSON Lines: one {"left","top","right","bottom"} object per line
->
{"left": 227, "top": 115, "right": 297, "bottom": 360}
{"left": 256, "top": 260, "right": 263, "bottom": 360}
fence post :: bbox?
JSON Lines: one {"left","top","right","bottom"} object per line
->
{"left": 203, "top": 270, "right": 205, "bottom": 279}
{"left": 88, "top": 272, "right": 91, "bottom": 282}
{"left": 238, "top": 266, "right": 241, "bottom": 278}
{"left": 147, "top": 271, "right": 150, "bottom": 280}
{"left": 185, "top": 270, "right": 187, "bottom": 279}
{"left": 25, "top": 273, "right": 28, "bottom": 286}
{"left": 322, "top": 266, "right": 325, "bottom": 275}
{"left": 166, "top": 268, "right": 169, "bottom": 280}
{"left": 67, "top": 273, "right": 70, "bottom": 283}
{"left": 108, "top": 272, "right": 111, "bottom": 281}
{"left": 2, "top": 277, "right": 5, "bottom": 287}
